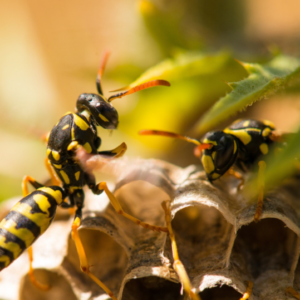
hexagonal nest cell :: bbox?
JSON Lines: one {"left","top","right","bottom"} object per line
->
{"left": 1, "top": 157, "right": 300, "bottom": 300}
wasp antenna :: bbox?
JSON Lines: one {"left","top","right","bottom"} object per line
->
{"left": 139, "top": 129, "right": 201, "bottom": 146}
{"left": 96, "top": 50, "right": 111, "bottom": 95}
{"left": 108, "top": 79, "right": 170, "bottom": 102}
{"left": 109, "top": 85, "right": 130, "bottom": 93}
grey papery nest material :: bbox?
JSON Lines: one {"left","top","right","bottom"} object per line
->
{"left": 0, "top": 157, "right": 300, "bottom": 300}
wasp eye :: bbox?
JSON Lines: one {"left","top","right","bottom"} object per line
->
{"left": 214, "top": 135, "right": 236, "bottom": 170}
{"left": 220, "top": 136, "right": 228, "bottom": 146}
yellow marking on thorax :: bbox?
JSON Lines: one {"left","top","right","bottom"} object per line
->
{"left": 243, "top": 120, "right": 250, "bottom": 127}
{"left": 0, "top": 219, "right": 35, "bottom": 249}
{"left": 0, "top": 235, "right": 22, "bottom": 260}
{"left": 99, "top": 114, "right": 109, "bottom": 122}
{"left": 83, "top": 142, "right": 92, "bottom": 153}
{"left": 201, "top": 155, "right": 215, "bottom": 174}
{"left": 62, "top": 124, "right": 69, "bottom": 130}
{"left": 260, "top": 143, "right": 269, "bottom": 155}
{"left": 46, "top": 148, "right": 51, "bottom": 157}
{"left": 203, "top": 139, "right": 217, "bottom": 146}
{"left": 53, "top": 164, "right": 62, "bottom": 169}
{"left": 262, "top": 120, "right": 275, "bottom": 129}
{"left": 38, "top": 187, "right": 64, "bottom": 205}
{"left": 224, "top": 129, "right": 252, "bottom": 145}
{"left": 11, "top": 201, "right": 52, "bottom": 234}
{"left": 262, "top": 128, "right": 271, "bottom": 137}
{"left": 51, "top": 150, "right": 60, "bottom": 161}
{"left": 60, "top": 170, "right": 70, "bottom": 184}
{"left": 247, "top": 128, "right": 261, "bottom": 133}
{"left": 73, "top": 114, "right": 89, "bottom": 131}
{"left": 75, "top": 171, "right": 81, "bottom": 181}
{"left": 0, "top": 255, "right": 11, "bottom": 268}
{"left": 67, "top": 141, "right": 79, "bottom": 151}
{"left": 71, "top": 127, "right": 75, "bottom": 140}
{"left": 69, "top": 186, "right": 81, "bottom": 193}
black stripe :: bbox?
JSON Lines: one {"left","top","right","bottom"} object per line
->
{"left": 20, "top": 190, "right": 57, "bottom": 219}
{"left": 5, "top": 211, "right": 41, "bottom": 239}
{"left": 36, "top": 191, "right": 57, "bottom": 219}
{"left": 0, "top": 247, "right": 14, "bottom": 270}
{"left": 20, "top": 192, "right": 46, "bottom": 214}
{"left": 0, "top": 228, "right": 26, "bottom": 251}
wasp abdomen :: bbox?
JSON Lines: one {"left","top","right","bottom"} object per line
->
{"left": 0, "top": 186, "right": 64, "bottom": 271}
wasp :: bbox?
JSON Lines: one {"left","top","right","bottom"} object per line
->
{"left": 0, "top": 181, "right": 66, "bottom": 290}
{"left": 19, "top": 53, "right": 170, "bottom": 296}
{"left": 0, "top": 179, "right": 121, "bottom": 299}
{"left": 140, "top": 119, "right": 280, "bottom": 221}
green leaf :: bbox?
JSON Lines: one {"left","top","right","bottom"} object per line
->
{"left": 193, "top": 55, "right": 300, "bottom": 136}
{"left": 123, "top": 50, "right": 246, "bottom": 151}
{"left": 243, "top": 128, "right": 300, "bottom": 200}
{"left": 129, "top": 50, "right": 236, "bottom": 86}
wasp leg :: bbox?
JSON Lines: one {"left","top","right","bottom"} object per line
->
{"left": 98, "top": 142, "right": 127, "bottom": 158}
{"left": 71, "top": 208, "right": 117, "bottom": 300}
{"left": 22, "top": 175, "right": 44, "bottom": 197}
{"left": 227, "top": 168, "right": 244, "bottom": 190}
{"left": 44, "top": 158, "right": 61, "bottom": 186}
{"left": 95, "top": 181, "right": 168, "bottom": 233}
{"left": 254, "top": 161, "right": 266, "bottom": 222}
{"left": 239, "top": 281, "right": 253, "bottom": 300}
{"left": 286, "top": 286, "right": 300, "bottom": 299}
{"left": 27, "top": 246, "right": 50, "bottom": 290}
{"left": 161, "top": 201, "right": 200, "bottom": 300}
{"left": 60, "top": 192, "right": 76, "bottom": 215}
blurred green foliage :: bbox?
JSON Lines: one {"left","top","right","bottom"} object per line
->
{"left": 123, "top": 51, "right": 247, "bottom": 139}
{"left": 193, "top": 55, "right": 300, "bottom": 136}
{"left": 133, "top": 0, "right": 300, "bottom": 193}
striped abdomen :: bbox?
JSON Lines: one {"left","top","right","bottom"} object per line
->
{"left": 0, "top": 186, "right": 65, "bottom": 271}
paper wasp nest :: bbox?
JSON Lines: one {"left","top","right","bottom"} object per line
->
{"left": 0, "top": 157, "right": 300, "bottom": 300}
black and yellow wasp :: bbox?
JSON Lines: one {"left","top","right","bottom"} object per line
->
{"left": 0, "top": 182, "right": 66, "bottom": 290}
{"left": 1, "top": 53, "right": 170, "bottom": 299}
{"left": 140, "top": 119, "right": 280, "bottom": 221}
{"left": 42, "top": 52, "right": 170, "bottom": 222}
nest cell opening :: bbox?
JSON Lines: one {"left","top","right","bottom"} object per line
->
{"left": 114, "top": 180, "right": 171, "bottom": 230}
{"left": 66, "top": 228, "right": 128, "bottom": 297}
{"left": 233, "top": 218, "right": 297, "bottom": 278}
{"left": 122, "top": 276, "right": 183, "bottom": 300}
{"left": 170, "top": 204, "right": 232, "bottom": 273}
{"left": 20, "top": 269, "right": 77, "bottom": 300}
{"left": 200, "top": 285, "right": 242, "bottom": 300}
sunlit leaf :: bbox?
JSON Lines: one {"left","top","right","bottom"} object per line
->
{"left": 193, "top": 55, "right": 300, "bottom": 136}
{"left": 129, "top": 50, "right": 236, "bottom": 86}
{"left": 122, "top": 51, "right": 246, "bottom": 152}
